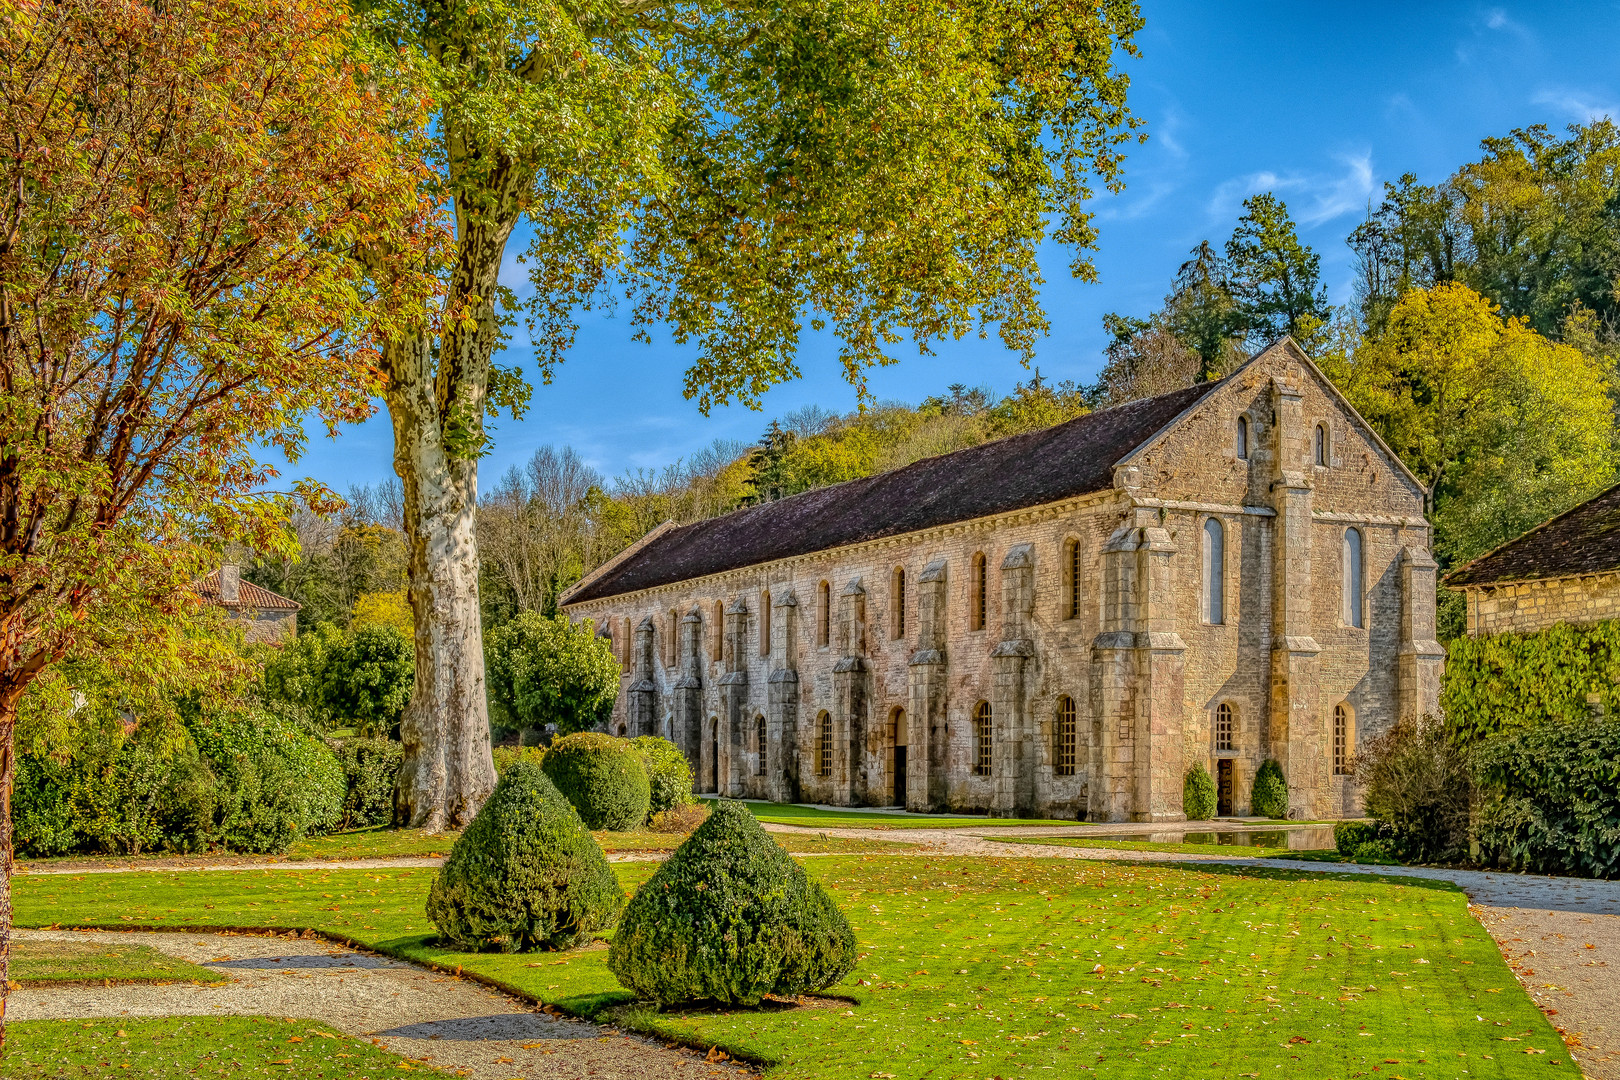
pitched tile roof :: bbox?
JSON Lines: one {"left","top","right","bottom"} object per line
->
{"left": 193, "top": 570, "right": 302, "bottom": 612}
{"left": 1445, "top": 482, "right": 1620, "bottom": 588}
{"left": 564, "top": 379, "right": 1222, "bottom": 605}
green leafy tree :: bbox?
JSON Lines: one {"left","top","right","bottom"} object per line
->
{"left": 320, "top": 625, "right": 415, "bottom": 738}
{"left": 484, "top": 614, "right": 619, "bottom": 737}
{"left": 1225, "top": 193, "right": 1329, "bottom": 344}
{"left": 357, "top": 0, "right": 1147, "bottom": 828}
{"left": 1164, "top": 240, "right": 1246, "bottom": 380}
{"left": 1320, "top": 282, "right": 1615, "bottom": 565}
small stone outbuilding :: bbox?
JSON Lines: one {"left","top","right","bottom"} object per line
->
{"left": 194, "top": 564, "right": 300, "bottom": 643}
{"left": 1446, "top": 482, "right": 1620, "bottom": 636}
{"left": 560, "top": 340, "right": 1442, "bottom": 821}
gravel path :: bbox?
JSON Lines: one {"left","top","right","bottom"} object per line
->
{"left": 11, "top": 928, "right": 751, "bottom": 1080}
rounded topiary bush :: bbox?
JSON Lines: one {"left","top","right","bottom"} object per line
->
{"left": 540, "top": 732, "right": 650, "bottom": 831}
{"left": 426, "top": 761, "right": 623, "bottom": 952}
{"left": 608, "top": 799, "right": 856, "bottom": 1006}
{"left": 1182, "top": 763, "right": 1216, "bottom": 821}
{"left": 630, "top": 735, "right": 694, "bottom": 817}
{"left": 1251, "top": 759, "right": 1288, "bottom": 819}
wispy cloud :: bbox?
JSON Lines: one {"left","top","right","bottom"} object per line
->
{"left": 1532, "top": 88, "right": 1618, "bottom": 124}
{"left": 1205, "top": 152, "right": 1376, "bottom": 227}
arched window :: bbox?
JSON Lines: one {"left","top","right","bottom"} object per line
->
{"left": 892, "top": 566, "right": 906, "bottom": 639}
{"left": 760, "top": 590, "right": 771, "bottom": 657}
{"left": 617, "top": 722, "right": 627, "bottom": 736}
{"left": 818, "top": 711, "right": 833, "bottom": 778}
{"left": 817, "top": 580, "right": 831, "bottom": 647}
{"left": 1215, "top": 702, "right": 1235, "bottom": 751}
{"left": 667, "top": 607, "right": 679, "bottom": 666}
{"left": 621, "top": 617, "right": 632, "bottom": 670}
{"left": 1334, "top": 703, "right": 1353, "bottom": 775}
{"left": 713, "top": 600, "right": 725, "bottom": 659}
{"left": 970, "top": 552, "right": 987, "bottom": 631}
{"left": 1343, "top": 528, "right": 1364, "bottom": 628}
{"left": 972, "top": 701, "right": 993, "bottom": 776}
{"left": 1236, "top": 415, "right": 1250, "bottom": 460}
{"left": 756, "top": 715, "right": 768, "bottom": 776}
{"left": 1064, "top": 539, "right": 1082, "bottom": 621}
{"left": 1202, "top": 518, "right": 1225, "bottom": 625}
{"left": 1315, "top": 423, "right": 1329, "bottom": 467}
{"left": 1055, "top": 696, "right": 1077, "bottom": 776}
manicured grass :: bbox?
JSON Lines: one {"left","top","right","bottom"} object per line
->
{"left": 993, "top": 835, "right": 1397, "bottom": 863}
{"left": 716, "top": 798, "right": 1081, "bottom": 829}
{"left": 10, "top": 938, "right": 225, "bottom": 987}
{"left": 289, "top": 825, "right": 456, "bottom": 860}
{"left": 14, "top": 856, "right": 1563, "bottom": 1078}
{"left": 2, "top": 1015, "right": 453, "bottom": 1078}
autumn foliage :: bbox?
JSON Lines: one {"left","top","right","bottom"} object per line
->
{"left": 0, "top": 0, "right": 439, "bottom": 1040}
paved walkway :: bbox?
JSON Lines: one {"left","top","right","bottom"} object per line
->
{"left": 11, "top": 928, "right": 751, "bottom": 1080}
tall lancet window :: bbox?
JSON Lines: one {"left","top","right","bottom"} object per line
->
{"left": 1236, "top": 415, "right": 1250, "bottom": 460}
{"left": 1343, "top": 527, "right": 1364, "bottom": 628}
{"left": 1202, "top": 517, "right": 1225, "bottom": 625}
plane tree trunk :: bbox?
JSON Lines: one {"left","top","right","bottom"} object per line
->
{"left": 384, "top": 175, "right": 520, "bottom": 831}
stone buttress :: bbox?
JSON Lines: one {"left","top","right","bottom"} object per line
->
{"left": 907, "top": 558, "right": 949, "bottom": 811}
{"left": 719, "top": 598, "right": 749, "bottom": 796}
{"left": 767, "top": 591, "right": 800, "bottom": 802}
{"left": 832, "top": 579, "right": 870, "bottom": 804}
{"left": 672, "top": 607, "right": 703, "bottom": 777}
{"left": 991, "top": 545, "right": 1037, "bottom": 818}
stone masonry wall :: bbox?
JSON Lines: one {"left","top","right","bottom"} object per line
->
{"left": 1465, "top": 573, "right": 1620, "bottom": 636}
{"left": 564, "top": 344, "right": 1441, "bottom": 821}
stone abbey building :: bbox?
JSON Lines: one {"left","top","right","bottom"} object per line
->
{"left": 560, "top": 340, "right": 1443, "bottom": 821}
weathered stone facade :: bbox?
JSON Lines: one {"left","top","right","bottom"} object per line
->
{"left": 561, "top": 341, "right": 1442, "bottom": 821}
{"left": 1461, "top": 574, "right": 1620, "bottom": 636}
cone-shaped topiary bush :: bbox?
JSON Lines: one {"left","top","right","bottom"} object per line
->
{"left": 1182, "top": 763, "right": 1216, "bottom": 821}
{"left": 608, "top": 799, "right": 855, "bottom": 1005}
{"left": 541, "top": 732, "right": 650, "bottom": 830}
{"left": 1251, "top": 758, "right": 1288, "bottom": 819}
{"left": 426, "top": 761, "right": 623, "bottom": 952}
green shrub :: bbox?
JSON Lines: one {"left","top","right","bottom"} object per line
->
{"left": 1250, "top": 759, "right": 1288, "bottom": 819}
{"left": 541, "top": 732, "right": 650, "bottom": 831}
{"left": 1352, "top": 840, "right": 1398, "bottom": 864}
{"left": 493, "top": 745, "right": 547, "bottom": 775}
{"left": 190, "top": 704, "right": 346, "bottom": 853}
{"left": 630, "top": 735, "right": 693, "bottom": 817}
{"left": 1359, "top": 715, "right": 1471, "bottom": 864}
{"left": 334, "top": 738, "right": 402, "bottom": 829}
{"left": 263, "top": 622, "right": 414, "bottom": 737}
{"left": 608, "top": 800, "right": 855, "bottom": 1005}
{"left": 426, "top": 762, "right": 623, "bottom": 951}
{"left": 1182, "top": 764, "right": 1216, "bottom": 821}
{"left": 1472, "top": 715, "right": 1620, "bottom": 878}
{"left": 1442, "top": 618, "right": 1620, "bottom": 744}
{"left": 484, "top": 612, "right": 619, "bottom": 737}
{"left": 1334, "top": 820, "right": 1379, "bottom": 856}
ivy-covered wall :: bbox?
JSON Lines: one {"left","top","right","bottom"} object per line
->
{"left": 1442, "top": 619, "right": 1620, "bottom": 743}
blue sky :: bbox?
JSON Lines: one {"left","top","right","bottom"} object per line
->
{"left": 287, "top": 1, "right": 1620, "bottom": 495}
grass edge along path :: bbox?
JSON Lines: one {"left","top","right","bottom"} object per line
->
{"left": 10, "top": 938, "right": 226, "bottom": 988}
{"left": 711, "top": 797, "right": 1083, "bottom": 829}
{"left": 14, "top": 856, "right": 1566, "bottom": 1079}
{"left": 993, "top": 835, "right": 1399, "bottom": 864}
{"left": 2, "top": 1015, "right": 457, "bottom": 1078}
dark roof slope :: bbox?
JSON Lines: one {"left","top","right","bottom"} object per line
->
{"left": 193, "top": 570, "right": 302, "bottom": 612}
{"left": 565, "top": 380, "right": 1221, "bottom": 605}
{"left": 1446, "top": 482, "right": 1620, "bottom": 588}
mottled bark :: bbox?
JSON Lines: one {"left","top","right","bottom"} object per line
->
{"left": 384, "top": 184, "right": 518, "bottom": 831}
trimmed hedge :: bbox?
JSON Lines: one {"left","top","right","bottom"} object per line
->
{"left": 1250, "top": 759, "right": 1287, "bottom": 819}
{"left": 541, "top": 732, "right": 650, "bottom": 830}
{"left": 1442, "top": 619, "right": 1620, "bottom": 744}
{"left": 1334, "top": 820, "right": 1378, "bottom": 855}
{"left": 608, "top": 800, "right": 855, "bottom": 1005}
{"left": 1472, "top": 716, "right": 1620, "bottom": 878}
{"left": 426, "top": 762, "right": 623, "bottom": 951}
{"left": 1182, "top": 764, "right": 1216, "bottom": 821}
{"left": 1358, "top": 715, "right": 1470, "bottom": 864}
{"left": 630, "top": 735, "right": 694, "bottom": 817}
{"left": 493, "top": 745, "right": 547, "bottom": 775}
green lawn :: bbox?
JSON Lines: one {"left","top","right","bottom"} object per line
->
{"left": 15, "top": 855, "right": 1563, "bottom": 1078}
{"left": 716, "top": 798, "right": 1082, "bottom": 829}
{"left": 1, "top": 1016, "right": 453, "bottom": 1078}
{"left": 992, "top": 835, "right": 1396, "bottom": 863}
{"left": 10, "top": 939, "right": 224, "bottom": 987}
